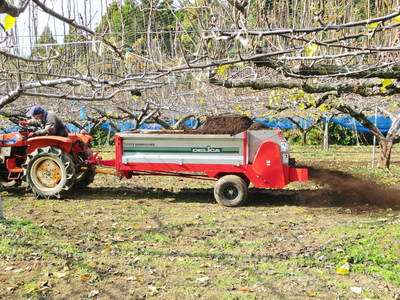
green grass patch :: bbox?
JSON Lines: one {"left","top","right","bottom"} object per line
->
{"left": 301, "top": 222, "right": 400, "bottom": 286}
{"left": 139, "top": 232, "right": 171, "bottom": 243}
{"left": 0, "top": 218, "right": 48, "bottom": 258}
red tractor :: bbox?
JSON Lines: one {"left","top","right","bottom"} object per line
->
{"left": 0, "top": 127, "right": 95, "bottom": 198}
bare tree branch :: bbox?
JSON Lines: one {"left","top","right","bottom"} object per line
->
{"left": 0, "top": 49, "right": 60, "bottom": 62}
{"left": 0, "top": 78, "right": 74, "bottom": 108}
{"left": 0, "top": 0, "right": 29, "bottom": 17}
{"left": 209, "top": 77, "right": 400, "bottom": 97}
{"left": 31, "top": 0, "right": 125, "bottom": 60}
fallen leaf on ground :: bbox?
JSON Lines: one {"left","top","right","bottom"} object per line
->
{"left": 127, "top": 276, "right": 141, "bottom": 281}
{"left": 350, "top": 286, "right": 362, "bottom": 294}
{"left": 53, "top": 272, "right": 67, "bottom": 278}
{"left": 80, "top": 275, "right": 90, "bottom": 281}
{"left": 307, "top": 290, "right": 317, "bottom": 297}
{"left": 336, "top": 263, "right": 350, "bottom": 275}
{"left": 196, "top": 276, "right": 210, "bottom": 284}
{"left": 88, "top": 290, "right": 99, "bottom": 298}
{"left": 13, "top": 269, "right": 23, "bottom": 273}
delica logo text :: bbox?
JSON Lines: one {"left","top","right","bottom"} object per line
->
{"left": 191, "top": 145, "right": 222, "bottom": 153}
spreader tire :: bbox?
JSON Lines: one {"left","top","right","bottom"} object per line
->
{"left": 214, "top": 175, "right": 248, "bottom": 207}
{"left": 23, "top": 146, "right": 75, "bottom": 198}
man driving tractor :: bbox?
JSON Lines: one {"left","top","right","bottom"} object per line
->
{"left": 19, "top": 105, "right": 69, "bottom": 138}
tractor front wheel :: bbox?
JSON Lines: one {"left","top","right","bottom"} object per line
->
{"left": 23, "top": 146, "right": 76, "bottom": 198}
{"left": 214, "top": 175, "right": 248, "bottom": 207}
{"left": 75, "top": 164, "right": 96, "bottom": 188}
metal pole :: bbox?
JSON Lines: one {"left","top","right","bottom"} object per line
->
{"left": 323, "top": 116, "right": 329, "bottom": 151}
{"left": 371, "top": 106, "right": 378, "bottom": 168}
{"left": 0, "top": 195, "right": 4, "bottom": 219}
{"left": 353, "top": 119, "right": 360, "bottom": 146}
{"left": 106, "top": 123, "right": 111, "bottom": 146}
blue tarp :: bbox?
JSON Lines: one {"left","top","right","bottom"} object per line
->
{"left": 66, "top": 119, "right": 198, "bottom": 133}
{"left": 254, "top": 116, "right": 394, "bottom": 134}
{"left": 254, "top": 117, "right": 315, "bottom": 130}
{"left": 1, "top": 116, "right": 395, "bottom": 134}
{"left": 330, "top": 116, "right": 392, "bottom": 134}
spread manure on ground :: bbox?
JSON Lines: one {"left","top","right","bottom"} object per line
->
{"left": 308, "top": 167, "right": 400, "bottom": 209}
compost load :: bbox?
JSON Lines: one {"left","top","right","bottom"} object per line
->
{"left": 140, "top": 115, "right": 267, "bottom": 135}
{"left": 199, "top": 115, "right": 253, "bottom": 134}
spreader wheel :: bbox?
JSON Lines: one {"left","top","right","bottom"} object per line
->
{"left": 214, "top": 175, "right": 248, "bottom": 207}
{"left": 23, "top": 146, "right": 75, "bottom": 198}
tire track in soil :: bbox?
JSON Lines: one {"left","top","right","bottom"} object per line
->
{"left": 307, "top": 167, "right": 400, "bottom": 209}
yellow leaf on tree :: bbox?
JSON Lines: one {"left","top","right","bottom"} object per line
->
{"left": 369, "top": 22, "right": 379, "bottom": 30}
{"left": 217, "top": 64, "right": 231, "bottom": 76}
{"left": 319, "top": 105, "right": 327, "bottom": 112}
{"left": 310, "top": 100, "right": 317, "bottom": 107}
{"left": 305, "top": 42, "right": 318, "bottom": 57}
{"left": 381, "top": 78, "right": 393, "bottom": 91}
{"left": 299, "top": 102, "right": 307, "bottom": 110}
{"left": 4, "top": 14, "right": 17, "bottom": 32}
{"left": 132, "top": 37, "right": 144, "bottom": 49}
{"left": 199, "top": 99, "right": 205, "bottom": 105}
{"left": 234, "top": 104, "right": 241, "bottom": 111}
{"left": 394, "top": 16, "right": 400, "bottom": 23}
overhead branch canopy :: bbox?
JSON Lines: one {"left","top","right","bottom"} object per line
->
{"left": 209, "top": 77, "right": 400, "bottom": 97}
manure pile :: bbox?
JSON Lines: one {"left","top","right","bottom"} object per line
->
{"left": 139, "top": 115, "right": 269, "bottom": 135}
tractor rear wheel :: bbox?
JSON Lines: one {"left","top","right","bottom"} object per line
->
{"left": 214, "top": 175, "right": 248, "bottom": 207}
{"left": 23, "top": 146, "right": 75, "bottom": 198}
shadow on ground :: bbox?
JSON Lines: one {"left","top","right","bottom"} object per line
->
{"left": 7, "top": 186, "right": 398, "bottom": 212}
{"left": 7, "top": 166, "right": 400, "bottom": 211}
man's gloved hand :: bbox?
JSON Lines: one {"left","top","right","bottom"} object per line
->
{"left": 28, "top": 132, "right": 36, "bottom": 138}
{"left": 19, "top": 121, "right": 29, "bottom": 126}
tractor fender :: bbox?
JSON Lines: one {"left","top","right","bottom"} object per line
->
{"left": 27, "top": 136, "right": 72, "bottom": 155}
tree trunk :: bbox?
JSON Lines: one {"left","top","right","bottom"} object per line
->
{"left": 323, "top": 119, "right": 329, "bottom": 151}
{"left": 378, "top": 139, "right": 393, "bottom": 168}
{"left": 301, "top": 130, "right": 307, "bottom": 145}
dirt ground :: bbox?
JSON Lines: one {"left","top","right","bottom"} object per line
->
{"left": 0, "top": 146, "right": 399, "bottom": 299}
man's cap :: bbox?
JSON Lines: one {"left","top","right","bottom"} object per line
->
{"left": 26, "top": 106, "right": 45, "bottom": 117}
